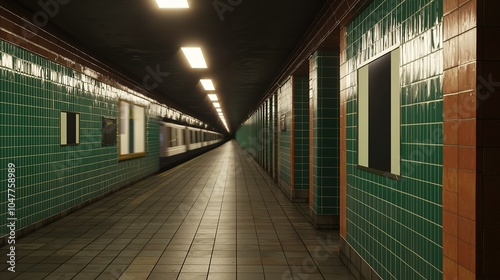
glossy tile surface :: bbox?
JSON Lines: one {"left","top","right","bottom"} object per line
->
{"left": 276, "top": 76, "right": 310, "bottom": 191}
{"left": 0, "top": 39, "right": 165, "bottom": 239}
{"left": 442, "top": 0, "right": 480, "bottom": 278}
{"left": 237, "top": 95, "right": 278, "bottom": 176}
{"left": 309, "top": 51, "right": 341, "bottom": 216}
{"left": 293, "top": 77, "right": 310, "bottom": 191}
{"left": 341, "top": 0, "right": 444, "bottom": 279}
{"left": 278, "top": 78, "right": 293, "bottom": 188}
{"left": 0, "top": 37, "right": 212, "bottom": 243}
{"left": 0, "top": 142, "right": 354, "bottom": 280}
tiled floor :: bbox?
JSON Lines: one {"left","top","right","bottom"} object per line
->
{"left": 0, "top": 141, "right": 354, "bottom": 280}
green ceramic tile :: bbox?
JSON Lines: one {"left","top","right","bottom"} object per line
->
{"left": 309, "top": 51, "right": 341, "bottom": 215}
{"left": 0, "top": 39, "right": 193, "bottom": 240}
{"left": 344, "top": 0, "right": 444, "bottom": 279}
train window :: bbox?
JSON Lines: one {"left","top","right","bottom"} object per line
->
{"left": 177, "top": 129, "right": 185, "bottom": 146}
{"left": 171, "top": 128, "right": 175, "bottom": 146}
{"left": 164, "top": 127, "right": 169, "bottom": 148}
{"left": 166, "top": 127, "right": 172, "bottom": 148}
{"left": 172, "top": 127, "right": 177, "bottom": 147}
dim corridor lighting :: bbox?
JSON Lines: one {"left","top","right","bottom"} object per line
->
{"left": 181, "top": 47, "right": 207, "bottom": 68}
{"left": 156, "top": 0, "right": 189, "bottom": 8}
{"left": 208, "top": 94, "right": 218, "bottom": 101}
{"left": 216, "top": 108, "right": 222, "bottom": 113}
{"left": 213, "top": 102, "right": 220, "bottom": 108}
{"left": 200, "top": 79, "right": 215, "bottom": 90}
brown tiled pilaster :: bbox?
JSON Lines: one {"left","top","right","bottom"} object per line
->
{"left": 443, "top": 0, "right": 478, "bottom": 279}
{"left": 444, "top": 0, "right": 500, "bottom": 278}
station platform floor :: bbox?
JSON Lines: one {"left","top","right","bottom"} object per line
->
{"left": 1, "top": 141, "right": 355, "bottom": 280}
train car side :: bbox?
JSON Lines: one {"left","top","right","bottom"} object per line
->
{"left": 159, "top": 122, "right": 225, "bottom": 171}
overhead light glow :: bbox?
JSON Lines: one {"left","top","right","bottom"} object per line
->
{"left": 216, "top": 108, "right": 222, "bottom": 113}
{"left": 156, "top": 0, "right": 189, "bottom": 8}
{"left": 181, "top": 47, "right": 207, "bottom": 68}
{"left": 213, "top": 102, "right": 221, "bottom": 108}
{"left": 208, "top": 94, "right": 218, "bottom": 101}
{"left": 200, "top": 79, "right": 215, "bottom": 90}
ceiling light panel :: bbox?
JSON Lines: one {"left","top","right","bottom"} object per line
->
{"left": 213, "top": 102, "right": 221, "bottom": 108}
{"left": 156, "top": 0, "right": 189, "bottom": 8}
{"left": 181, "top": 47, "right": 207, "bottom": 68}
{"left": 200, "top": 79, "right": 215, "bottom": 90}
{"left": 208, "top": 94, "right": 218, "bottom": 101}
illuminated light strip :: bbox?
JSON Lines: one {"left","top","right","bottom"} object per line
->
{"left": 181, "top": 47, "right": 207, "bottom": 68}
{"left": 208, "top": 94, "right": 218, "bottom": 101}
{"left": 156, "top": 0, "right": 189, "bottom": 8}
{"left": 200, "top": 79, "right": 215, "bottom": 90}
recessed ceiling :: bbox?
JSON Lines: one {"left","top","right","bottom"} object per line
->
{"left": 8, "top": 0, "right": 329, "bottom": 133}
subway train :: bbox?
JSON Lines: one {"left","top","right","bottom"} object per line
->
{"left": 159, "top": 121, "right": 225, "bottom": 171}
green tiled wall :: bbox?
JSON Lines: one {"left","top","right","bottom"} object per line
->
{"left": 309, "top": 50, "right": 340, "bottom": 215}
{"left": 293, "top": 76, "right": 309, "bottom": 190}
{"left": 276, "top": 76, "right": 309, "bottom": 192}
{"left": 236, "top": 95, "right": 277, "bottom": 169}
{"left": 278, "top": 79, "right": 293, "bottom": 188}
{"left": 272, "top": 93, "right": 278, "bottom": 178}
{"left": 235, "top": 116, "right": 255, "bottom": 157}
{"left": 343, "top": 0, "right": 443, "bottom": 279}
{"left": 259, "top": 106, "right": 265, "bottom": 166}
{"left": 236, "top": 92, "right": 279, "bottom": 181}
{"left": 0, "top": 40, "right": 191, "bottom": 239}
{"left": 265, "top": 99, "right": 272, "bottom": 172}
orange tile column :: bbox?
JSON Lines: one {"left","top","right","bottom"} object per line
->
{"left": 442, "top": 0, "right": 478, "bottom": 279}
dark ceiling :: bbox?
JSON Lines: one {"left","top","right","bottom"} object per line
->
{"left": 8, "top": 0, "right": 329, "bottom": 133}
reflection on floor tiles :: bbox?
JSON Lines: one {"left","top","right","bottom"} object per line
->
{"left": 0, "top": 141, "right": 354, "bottom": 280}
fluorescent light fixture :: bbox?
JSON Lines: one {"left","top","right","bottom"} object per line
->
{"left": 200, "top": 79, "right": 215, "bottom": 90}
{"left": 216, "top": 108, "right": 222, "bottom": 113}
{"left": 156, "top": 0, "right": 189, "bottom": 8}
{"left": 213, "top": 102, "right": 221, "bottom": 108}
{"left": 181, "top": 47, "right": 207, "bottom": 68}
{"left": 208, "top": 94, "right": 218, "bottom": 101}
